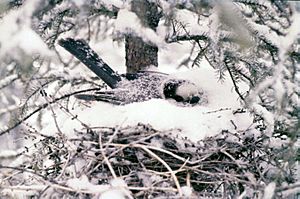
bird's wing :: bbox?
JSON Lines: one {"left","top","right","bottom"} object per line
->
{"left": 58, "top": 38, "right": 122, "bottom": 89}
{"left": 75, "top": 92, "right": 125, "bottom": 105}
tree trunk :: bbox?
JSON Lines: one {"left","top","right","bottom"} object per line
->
{"left": 125, "top": 1, "right": 160, "bottom": 73}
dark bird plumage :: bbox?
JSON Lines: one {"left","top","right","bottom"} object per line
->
{"left": 58, "top": 38, "right": 202, "bottom": 105}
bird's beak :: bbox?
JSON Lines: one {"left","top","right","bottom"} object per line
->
{"left": 189, "top": 96, "right": 200, "bottom": 104}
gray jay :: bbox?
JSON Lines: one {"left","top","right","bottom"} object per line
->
{"left": 59, "top": 38, "right": 202, "bottom": 105}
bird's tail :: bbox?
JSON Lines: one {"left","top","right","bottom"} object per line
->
{"left": 58, "top": 38, "right": 122, "bottom": 88}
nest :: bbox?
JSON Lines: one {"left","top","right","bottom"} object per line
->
{"left": 0, "top": 123, "right": 297, "bottom": 198}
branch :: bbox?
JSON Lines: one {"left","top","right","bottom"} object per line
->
{"left": 139, "top": 145, "right": 183, "bottom": 196}
{"left": 166, "top": 34, "right": 208, "bottom": 43}
{"left": 0, "top": 88, "right": 101, "bottom": 137}
{"left": 224, "top": 60, "right": 245, "bottom": 101}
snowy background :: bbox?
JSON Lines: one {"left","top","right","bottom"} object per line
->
{"left": 0, "top": 0, "right": 257, "bottom": 143}
{"left": 0, "top": 0, "right": 299, "bottom": 198}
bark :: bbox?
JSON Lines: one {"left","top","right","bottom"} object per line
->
{"left": 125, "top": 0, "right": 160, "bottom": 73}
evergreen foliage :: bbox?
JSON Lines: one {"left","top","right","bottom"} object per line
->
{"left": 0, "top": 0, "right": 299, "bottom": 198}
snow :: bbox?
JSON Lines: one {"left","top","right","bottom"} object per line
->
{"left": 40, "top": 60, "right": 255, "bottom": 142}
{"left": 114, "top": 8, "right": 165, "bottom": 48}
{"left": 246, "top": 9, "right": 300, "bottom": 136}
{"left": 66, "top": 177, "right": 130, "bottom": 199}
{"left": 98, "top": 0, "right": 125, "bottom": 9}
{"left": 42, "top": 159, "right": 55, "bottom": 169}
{"left": 106, "top": 179, "right": 132, "bottom": 199}
{"left": 251, "top": 103, "right": 274, "bottom": 137}
{"left": 0, "top": 74, "right": 18, "bottom": 89}
{"left": 42, "top": 35, "right": 256, "bottom": 141}
{"left": 1, "top": 185, "right": 47, "bottom": 198}
{"left": 263, "top": 182, "right": 276, "bottom": 199}
{"left": 0, "top": 1, "right": 298, "bottom": 198}
{"left": 99, "top": 190, "right": 126, "bottom": 199}
{"left": 181, "top": 186, "right": 193, "bottom": 197}
{"left": 37, "top": 11, "right": 256, "bottom": 141}
{"left": 71, "top": 0, "right": 85, "bottom": 7}
{"left": 0, "top": 0, "right": 52, "bottom": 58}
{"left": 67, "top": 175, "right": 90, "bottom": 189}
{"left": 0, "top": 150, "right": 18, "bottom": 159}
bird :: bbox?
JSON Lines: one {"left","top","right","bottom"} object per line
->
{"left": 58, "top": 38, "right": 202, "bottom": 105}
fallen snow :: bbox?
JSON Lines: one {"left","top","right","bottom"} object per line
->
{"left": 263, "top": 182, "right": 276, "bottom": 199}
{"left": 0, "top": 0, "right": 52, "bottom": 58}
{"left": 13, "top": 0, "right": 258, "bottom": 143}
{"left": 37, "top": 14, "right": 256, "bottom": 141}
{"left": 114, "top": 8, "right": 165, "bottom": 48}
{"left": 66, "top": 176, "right": 130, "bottom": 199}
{"left": 181, "top": 186, "right": 193, "bottom": 197}
{"left": 40, "top": 61, "right": 255, "bottom": 142}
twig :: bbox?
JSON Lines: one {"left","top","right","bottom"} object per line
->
{"left": 99, "top": 131, "right": 117, "bottom": 179}
{"left": 166, "top": 34, "right": 208, "bottom": 43}
{"left": 43, "top": 93, "right": 64, "bottom": 136}
{"left": 87, "top": 131, "right": 161, "bottom": 176}
{"left": 0, "top": 184, "right": 178, "bottom": 194}
{"left": 104, "top": 121, "right": 125, "bottom": 151}
{"left": 220, "top": 148, "right": 242, "bottom": 168}
{"left": 204, "top": 107, "right": 231, "bottom": 114}
{"left": 186, "top": 172, "right": 191, "bottom": 187}
{"left": 106, "top": 143, "right": 208, "bottom": 165}
{"left": 224, "top": 61, "right": 245, "bottom": 101}
{"left": 0, "top": 88, "right": 101, "bottom": 137}
{"left": 129, "top": 186, "right": 177, "bottom": 192}
{"left": 276, "top": 182, "right": 300, "bottom": 192}
{"left": 179, "top": 22, "right": 214, "bottom": 69}
{"left": 0, "top": 165, "right": 49, "bottom": 180}
{"left": 55, "top": 152, "right": 71, "bottom": 180}
{"left": 139, "top": 145, "right": 183, "bottom": 196}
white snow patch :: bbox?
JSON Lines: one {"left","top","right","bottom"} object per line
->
{"left": 1, "top": 185, "right": 47, "bottom": 199}
{"left": 99, "top": 190, "right": 125, "bottom": 199}
{"left": 71, "top": 0, "right": 85, "bottom": 7}
{"left": 41, "top": 64, "right": 255, "bottom": 141}
{"left": 99, "top": 0, "right": 125, "bottom": 9}
{"left": 114, "top": 9, "right": 165, "bottom": 48}
{"left": 66, "top": 175, "right": 111, "bottom": 194}
{"left": 0, "top": 74, "right": 18, "bottom": 89}
{"left": 0, "top": 0, "right": 52, "bottom": 58}
{"left": 252, "top": 104, "right": 274, "bottom": 136}
{"left": 67, "top": 175, "right": 93, "bottom": 190}
{"left": 181, "top": 186, "right": 193, "bottom": 197}
{"left": 0, "top": 150, "right": 18, "bottom": 158}
{"left": 43, "top": 159, "right": 55, "bottom": 169}
{"left": 100, "top": 179, "right": 131, "bottom": 199}
{"left": 263, "top": 182, "right": 276, "bottom": 199}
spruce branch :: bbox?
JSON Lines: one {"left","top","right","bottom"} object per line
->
{"left": 224, "top": 58, "right": 245, "bottom": 101}
{"left": 0, "top": 88, "right": 101, "bottom": 137}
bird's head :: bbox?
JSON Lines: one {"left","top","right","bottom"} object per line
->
{"left": 163, "top": 79, "right": 202, "bottom": 104}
